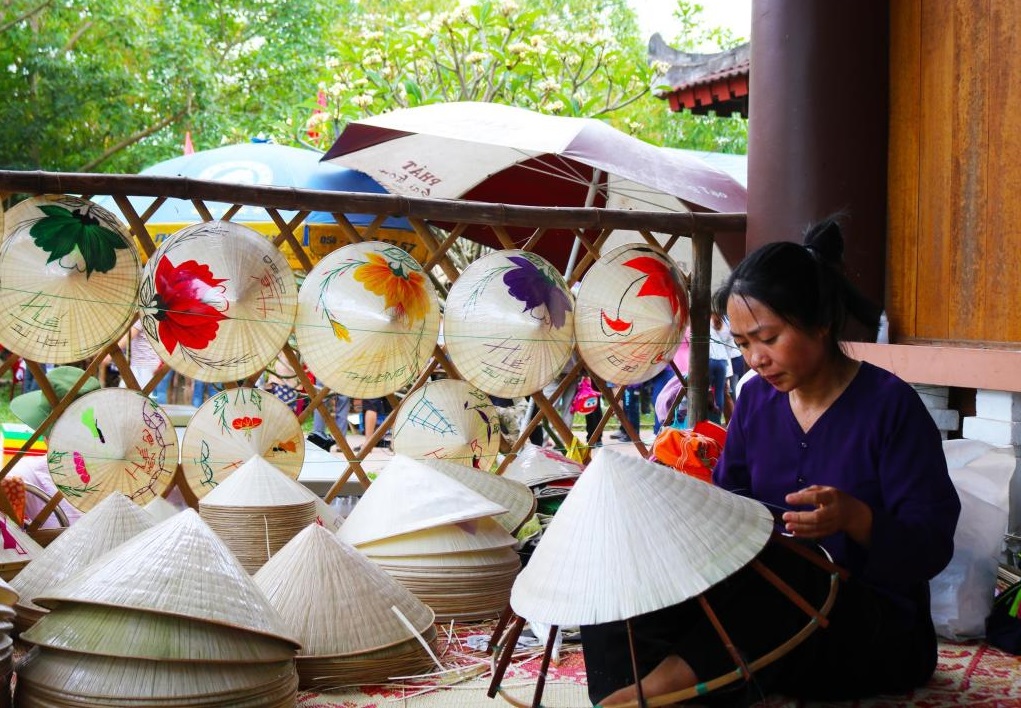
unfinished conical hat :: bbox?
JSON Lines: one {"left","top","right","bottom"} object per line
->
{"left": 296, "top": 241, "right": 440, "bottom": 399}
{"left": 33, "top": 508, "right": 301, "bottom": 648}
{"left": 138, "top": 220, "right": 297, "bottom": 383}
{"left": 254, "top": 523, "right": 434, "bottom": 656}
{"left": 337, "top": 453, "right": 507, "bottom": 547}
{"left": 0, "top": 195, "right": 140, "bottom": 363}
{"left": 391, "top": 378, "right": 501, "bottom": 469}
{"left": 424, "top": 458, "right": 535, "bottom": 534}
{"left": 144, "top": 495, "right": 181, "bottom": 522}
{"left": 510, "top": 447, "right": 773, "bottom": 626}
{"left": 11, "top": 492, "right": 155, "bottom": 616}
{"left": 16, "top": 648, "right": 297, "bottom": 703}
{"left": 357, "top": 515, "right": 518, "bottom": 557}
{"left": 181, "top": 387, "right": 305, "bottom": 499}
{"left": 502, "top": 442, "right": 583, "bottom": 487}
{"left": 21, "top": 601, "right": 295, "bottom": 663}
{"left": 46, "top": 388, "right": 178, "bottom": 512}
{"left": 575, "top": 243, "right": 688, "bottom": 385}
{"left": 0, "top": 513, "right": 43, "bottom": 568}
{"left": 199, "top": 454, "right": 316, "bottom": 508}
{"left": 443, "top": 249, "right": 575, "bottom": 397}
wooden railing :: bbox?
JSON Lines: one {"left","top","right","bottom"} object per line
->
{"left": 0, "top": 169, "right": 746, "bottom": 523}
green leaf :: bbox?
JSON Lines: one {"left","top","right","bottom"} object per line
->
{"left": 29, "top": 206, "right": 84, "bottom": 266}
{"left": 78, "top": 223, "right": 128, "bottom": 276}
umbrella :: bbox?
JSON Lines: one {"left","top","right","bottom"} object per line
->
{"left": 322, "top": 101, "right": 748, "bottom": 270}
{"left": 94, "top": 142, "right": 423, "bottom": 270}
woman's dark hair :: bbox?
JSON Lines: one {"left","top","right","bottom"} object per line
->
{"left": 712, "top": 215, "right": 882, "bottom": 353}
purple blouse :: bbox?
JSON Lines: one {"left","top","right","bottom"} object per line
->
{"left": 714, "top": 361, "right": 960, "bottom": 610}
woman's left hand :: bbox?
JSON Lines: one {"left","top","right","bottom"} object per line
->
{"left": 782, "top": 485, "right": 873, "bottom": 546}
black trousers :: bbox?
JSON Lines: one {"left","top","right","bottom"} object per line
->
{"left": 580, "top": 540, "right": 937, "bottom": 706}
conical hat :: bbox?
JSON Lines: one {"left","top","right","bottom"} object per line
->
{"left": 337, "top": 453, "right": 507, "bottom": 547}
{"left": 295, "top": 241, "right": 440, "bottom": 398}
{"left": 0, "top": 195, "right": 140, "bottom": 363}
{"left": 144, "top": 495, "right": 181, "bottom": 523}
{"left": 312, "top": 496, "right": 343, "bottom": 532}
{"left": 199, "top": 454, "right": 317, "bottom": 508}
{"left": 0, "top": 575, "right": 17, "bottom": 607}
{"left": 502, "top": 442, "right": 583, "bottom": 487}
{"left": 0, "top": 513, "right": 43, "bottom": 568}
{"left": 33, "top": 509, "right": 301, "bottom": 648}
{"left": 391, "top": 378, "right": 501, "bottom": 469}
{"left": 424, "top": 458, "right": 535, "bottom": 534}
{"left": 137, "top": 220, "right": 297, "bottom": 383}
{"left": 510, "top": 447, "right": 774, "bottom": 626}
{"left": 357, "top": 516, "right": 518, "bottom": 557}
{"left": 575, "top": 243, "right": 688, "bottom": 385}
{"left": 442, "top": 249, "right": 574, "bottom": 397}
{"left": 181, "top": 387, "right": 305, "bottom": 500}
{"left": 11, "top": 492, "right": 155, "bottom": 615}
{"left": 46, "top": 389, "right": 178, "bottom": 512}
{"left": 254, "top": 523, "right": 435, "bottom": 656}
{"left": 21, "top": 602, "right": 296, "bottom": 663}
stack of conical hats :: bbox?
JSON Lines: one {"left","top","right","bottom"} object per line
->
{"left": 501, "top": 442, "right": 583, "bottom": 489}
{"left": 198, "top": 455, "right": 318, "bottom": 573}
{"left": 338, "top": 455, "right": 521, "bottom": 622}
{"left": 11, "top": 492, "right": 155, "bottom": 634}
{"left": 0, "top": 513, "right": 43, "bottom": 582}
{"left": 423, "top": 458, "right": 536, "bottom": 535}
{"left": 18, "top": 510, "right": 300, "bottom": 707}
{"left": 0, "top": 578, "right": 16, "bottom": 702}
{"left": 254, "top": 523, "right": 437, "bottom": 689}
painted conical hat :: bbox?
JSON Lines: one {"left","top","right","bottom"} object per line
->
{"left": 144, "top": 495, "right": 180, "bottom": 522}
{"left": 181, "top": 389, "right": 305, "bottom": 500}
{"left": 199, "top": 454, "right": 317, "bottom": 507}
{"left": 442, "top": 249, "right": 575, "bottom": 397}
{"left": 21, "top": 602, "right": 296, "bottom": 663}
{"left": 11, "top": 492, "right": 155, "bottom": 615}
{"left": 296, "top": 241, "right": 440, "bottom": 398}
{"left": 357, "top": 516, "right": 518, "bottom": 557}
{"left": 0, "top": 514, "right": 44, "bottom": 569}
{"left": 337, "top": 453, "right": 507, "bottom": 547}
{"left": 254, "top": 523, "right": 435, "bottom": 656}
{"left": 424, "top": 458, "right": 535, "bottom": 534}
{"left": 0, "top": 195, "right": 139, "bottom": 363}
{"left": 137, "top": 220, "right": 297, "bottom": 383}
{"left": 502, "top": 442, "right": 583, "bottom": 487}
{"left": 46, "top": 388, "right": 178, "bottom": 513}
{"left": 391, "top": 378, "right": 501, "bottom": 469}
{"left": 33, "top": 509, "right": 301, "bottom": 648}
{"left": 575, "top": 243, "right": 688, "bottom": 385}
{"left": 510, "top": 447, "right": 774, "bottom": 626}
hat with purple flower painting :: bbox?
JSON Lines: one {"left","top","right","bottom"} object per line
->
{"left": 442, "top": 250, "right": 574, "bottom": 398}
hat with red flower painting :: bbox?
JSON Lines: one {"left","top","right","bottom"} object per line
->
{"left": 137, "top": 220, "right": 297, "bottom": 383}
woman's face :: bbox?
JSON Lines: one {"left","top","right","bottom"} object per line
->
{"left": 726, "top": 295, "right": 829, "bottom": 393}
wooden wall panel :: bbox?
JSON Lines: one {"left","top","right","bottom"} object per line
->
{"left": 887, "top": 0, "right": 921, "bottom": 341}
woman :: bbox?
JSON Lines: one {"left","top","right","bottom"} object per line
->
{"left": 584, "top": 217, "right": 960, "bottom": 706}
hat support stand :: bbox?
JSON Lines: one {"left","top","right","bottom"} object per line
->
{"left": 486, "top": 533, "right": 847, "bottom": 708}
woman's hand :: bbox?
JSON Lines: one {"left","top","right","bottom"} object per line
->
{"left": 782, "top": 485, "right": 873, "bottom": 546}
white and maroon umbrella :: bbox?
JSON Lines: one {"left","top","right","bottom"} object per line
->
{"left": 322, "top": 101, "right": 747, "bottom": 270}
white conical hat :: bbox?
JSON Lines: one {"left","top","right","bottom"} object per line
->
{"left": 502, "top": 442, "right": 583, "bottom": 487}
{"left": 254, "top": 523, "right": 434, "bottom": 657}
{"left": 200, "top": 454, "right": 318, "bottom": 508}
{"left": 0, "top": 514, "right": 43, "bottom": 568}
{"left": 510, "top": 447, "right": 774, "bottom": 626}
{"left": 442, "top": 249, "right": 575, "bottom": 397}
{"left": 137, "top": 220, "right": 298, "bottom": 383}
{"left": 33, "top": 509, "right": 300, "bottom": 648}
{"left": 46, "top": 388, "right": 179, "bottom": 512}
{"left": 391, "top": 378, "right": 501, "bottom": 469}
{"left": 144, "top": 495, "right": 181, "bottom": 523}
{"left": 575, "top": 243, "right": 688, "bottom": 385}
{"left": 424, "top": 458, "right": 535, "bottom": 534}
{"left": 0, "top": 195, "right": 140, "bottom": 363}
{"left": 180, "top": 387, "right": 305, "bottom": 500}
{"left": 12, "top": 492, "right": 155, "bottom": 615}
{"left": 295, "top": 241, "right": 441, "bottom": 398}
{"left": 337, "top": 454, "right": 507, "bottom": 547}
{"left": 357, "top": 516, "right": 517, "bottom": 557}
{"left": 21, "top": 602, "right": 296, "bottom": 663}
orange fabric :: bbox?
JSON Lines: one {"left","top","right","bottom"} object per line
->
{"left": 1, "top": 475, "right": 26, "bottom": 525}
{"left": 649, "top": 424, "right": 727, "bottom": 484}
